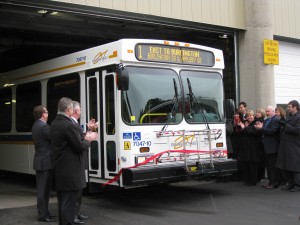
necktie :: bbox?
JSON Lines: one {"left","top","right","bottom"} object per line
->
{"left": 264, "top": 117, "right": 272, "bottom": 128}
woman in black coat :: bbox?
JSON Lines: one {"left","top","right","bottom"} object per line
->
{"left": 239, "top": 110, "right": 262, "bottom": 185}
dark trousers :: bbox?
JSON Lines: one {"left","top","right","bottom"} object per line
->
{"left": 265, "top": 153, "right": 280, "bottom": 186}
{"left": 57, "top": 190, "right": 81, "bottom": 225}
{"left": 74, "top": 189, "right": 83, "bottom": 217}
{"left": 242, "top": 161, "right": 259, "bottom": 185}
{"left": 36, "top": 169, "right": 52, "bottom": 220}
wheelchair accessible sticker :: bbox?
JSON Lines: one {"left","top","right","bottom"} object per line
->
{"left": 133, "top": 132, "right": 141, "bottom": 141}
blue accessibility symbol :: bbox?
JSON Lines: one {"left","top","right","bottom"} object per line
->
{"left": 133, "top": 132, "right": 141, "bottom": 141}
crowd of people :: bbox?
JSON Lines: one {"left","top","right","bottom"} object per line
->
{"left": 228, "top": 100, "right": 300, "bottom": 192}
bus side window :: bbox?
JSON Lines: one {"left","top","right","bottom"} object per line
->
{"left": 105, "top": 75, "right": 115, "bottom": 135}
{"left": 0, "top": 87, "right": 12, "bottom": 132}
{"left": 16, "top": 81, "right": 41, "bottom": 132}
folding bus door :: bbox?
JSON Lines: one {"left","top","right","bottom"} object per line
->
{"left": 87, "top": 71, "right": 118, "bottom": 182}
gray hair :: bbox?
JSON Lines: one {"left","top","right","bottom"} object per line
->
{"left": 57, "top": 97, "right": 73, "bottom": 112}
{"left": 72, "top": 101, "right": 80, "bottom": 110}
{"left": 266, "top": 105, "right": 275, "bottom": 112}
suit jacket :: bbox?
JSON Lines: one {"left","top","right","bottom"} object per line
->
{"left": 71, "top": 117, "right": 89, "bottom": 170}
{"left": 32, "top": 119, "right": 52, "bottom": 171}
{"left": 50, "top": 113, "right": 90, "bottom": 191}
{"left": 261, "top": 116, "right": 280, "bottom": 154}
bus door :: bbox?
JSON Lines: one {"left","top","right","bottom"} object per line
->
{"left": 87, "top": 71, "right": 118, "bottom": 182}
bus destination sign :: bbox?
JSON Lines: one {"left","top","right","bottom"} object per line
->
{"left": 135, "top": 44, "right": 215, "bottom": 66}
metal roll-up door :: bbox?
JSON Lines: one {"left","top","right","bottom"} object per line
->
{"left": 275, "top": 41, "right": 300, "bottom": 105}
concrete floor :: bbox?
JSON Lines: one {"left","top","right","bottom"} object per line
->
{"left": 1, "top": 173, "right": 300, "bottom": 225}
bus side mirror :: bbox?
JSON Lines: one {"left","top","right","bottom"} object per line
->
{"left": 225, "top": 99, "right": 235, "bottom": 120}
{"left": 117, "top": 64, "right": 129, "bottom": 91}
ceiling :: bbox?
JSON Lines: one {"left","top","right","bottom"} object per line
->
{"left": 0, "top": 0, "right": 234, "bottom": 73}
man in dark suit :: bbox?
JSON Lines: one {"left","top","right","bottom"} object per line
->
{"left": 255, "top": 105, "right": 281, "bottom": 189}
{"left": 50, "top": 97, "right": 97, "bottom": 225}
{"left": 32, "top": 105, "right": 56, "bottom": 222}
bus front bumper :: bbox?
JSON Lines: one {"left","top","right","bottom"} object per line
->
{"left": 122, "top": 158, "right": 238, "bottom": 186}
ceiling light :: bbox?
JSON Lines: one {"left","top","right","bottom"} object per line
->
{"left": 4, "top": 83, "right": 14, "bottom": 87}
{"left": 219, "top": 34, "right": 228, "bottom": 39}
{"left": 38, "top": 10, "right": 48, "bottom": 14}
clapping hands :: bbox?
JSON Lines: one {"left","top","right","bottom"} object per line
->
{"left": 87, "top": 119, "right": 99, "bottom": 132}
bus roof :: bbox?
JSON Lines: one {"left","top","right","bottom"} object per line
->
{"left": 0, "top": 39, "right": 224, "bottom": 88}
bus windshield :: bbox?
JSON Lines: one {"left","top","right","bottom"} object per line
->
{"left": 121, "top": 67, "right": 224, "bottom": 125}
{"left": 181, "top": 70, "right": 223, "bottom": 123}
{"left": 121, "top": 67, "right": 182, "bottom": 125}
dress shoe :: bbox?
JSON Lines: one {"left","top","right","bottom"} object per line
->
{"left": 74, "top": 217, "right": 85, "bottom": 224}
{"left": 265, "top": 184, "right": 278, "bottom": 189}
{"left": 78, "top": 214, "right": 89, "bottom": 220}
{"left": 281, "top": 184, "right": 294, "bottom": 190}
{"left": 49, "top": 214, "right": 57, "bottom": 218}
{"left": 290, "top": 185, "right": 300, "bottom": 192}
{"left": 262, "top": 183, "right": 270, "bottom": 188}
{"left": 38, "top": 217, "right": 56, "bottom": 222}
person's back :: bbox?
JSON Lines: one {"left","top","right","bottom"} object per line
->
{"left": 32, "top": 119, "right": 52, "bottom": 170}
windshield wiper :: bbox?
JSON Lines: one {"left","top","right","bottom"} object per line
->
{"left": 187, "top": 78, "right": 210, "bottom": 130}
{"left": 161, "top": 78, "right": 179, "bottom": 131}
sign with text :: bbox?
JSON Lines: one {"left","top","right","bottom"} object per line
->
{"left": 264, "top": 40, "right": 279, "bottom": 65}
{"left": 135, "top": 44, "right": 215, "bottom": 67}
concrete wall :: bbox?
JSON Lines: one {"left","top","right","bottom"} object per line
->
{"left": 54, "top": 0, "right": 246, "bottom": 29}
{"left": 238, "top": 0, "right": 275, "bottom": 110}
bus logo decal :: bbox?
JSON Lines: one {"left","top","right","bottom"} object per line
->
{"left": 92, "top": 50, "right": 108, "bottom": 64}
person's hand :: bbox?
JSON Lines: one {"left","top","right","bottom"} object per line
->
{"left": 87, "top": 119, "right": 98, "bottom": 132}
{"left": 254, "top": 121, "right": 263, "bottom": 129}
{"left": 84, "top": 131, "right": 98, "bottom": 142}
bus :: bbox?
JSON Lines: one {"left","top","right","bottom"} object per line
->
{"left": 0, "top": 39, "right": 237, "bottom": 190}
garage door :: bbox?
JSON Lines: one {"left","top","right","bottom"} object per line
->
{"left": 274, "top": 41, "right": 300, "bottom": 105}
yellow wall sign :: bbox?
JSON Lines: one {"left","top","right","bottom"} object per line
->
{"left": 264, "top": 40, "right": 279, "bottom": 65}
{"left": 124, "top": 141, "right": 131, "bottom": 150}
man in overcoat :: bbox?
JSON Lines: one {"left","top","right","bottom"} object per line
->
{"left": 276, "top": 100, "right": 300, "bottom": 191}
{"left": 50, "top": 97, "right": 97, "bottom": 225}
{"left": 32, "top": 105, "right": 56, "bottom": 222}
{"left": 255, "top": 105, "right": 281, "bottom": 189}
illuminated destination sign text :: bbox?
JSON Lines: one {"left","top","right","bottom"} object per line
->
{"left": 135, "top": 44, "right": 215, "bottom": 66}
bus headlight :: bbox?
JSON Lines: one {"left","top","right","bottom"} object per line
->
{"left": 135, "top": 154, "right": 154, "bottom": 164}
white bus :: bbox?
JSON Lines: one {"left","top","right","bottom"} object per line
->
{"left": 0, "top": 39, "right": 237, "bottom": 190}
